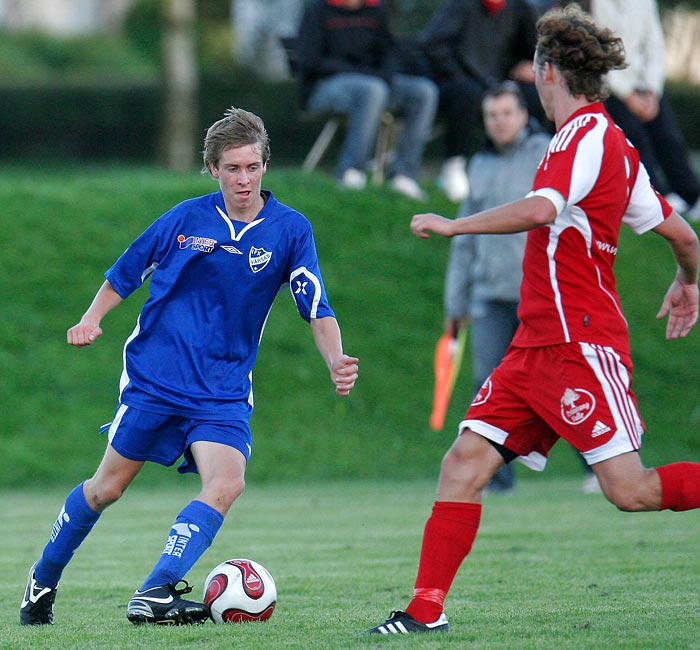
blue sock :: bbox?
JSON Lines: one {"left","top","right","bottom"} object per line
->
{"left": 35, "top": 482, "right": 101, "bottom": 589}
{"left": 140, "top": 500, "right": 224, "bottom": 591}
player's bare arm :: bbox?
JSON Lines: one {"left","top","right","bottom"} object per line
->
{"left": 67, "top": 280, "right": 123, "bottom": 347}
{"left": 411, "top": 196, "right": 557, "bottom": 239}
{"left": 653, "top": 211, "right": 700, "bottom": 339}
{"left": 310, "top": 316, "right": 359, "bottom": 396}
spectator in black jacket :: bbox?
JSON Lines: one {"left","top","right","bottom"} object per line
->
{"left": 296, "top": 0, "right": 438, "bottom": 200}
{"left": 419, "top": 0, "right": 545, "bottom": 202}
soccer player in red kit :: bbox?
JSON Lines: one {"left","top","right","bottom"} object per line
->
{"left": 366, "top": 4, "right": 700, "bottom": 635}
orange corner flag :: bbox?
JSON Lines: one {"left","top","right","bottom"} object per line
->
{"left": 429, "top": 326, "right": 466, "bottom": 431}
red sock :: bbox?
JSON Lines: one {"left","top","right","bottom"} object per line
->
{"left": 656, "top": 462, "right": 700, "bottom": 511}
{"left": 405, "top": 501, "right": 481, "bottom": 624}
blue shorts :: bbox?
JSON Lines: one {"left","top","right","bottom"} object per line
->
{"left": 101, "top": 403, "right": 252, "bottom": 474}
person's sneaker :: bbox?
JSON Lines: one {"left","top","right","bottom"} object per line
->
{"left": 581, "top": 472, "right": 602, "bottom": 494}
{"left": 664, "top": 192, "right": 688, "bottom": 213}
{"left": 364, "top": 610, "right": 450, "bottom": 634}
{"left": 339, "top": 167, "right": 367, "bottom": 190}
{"left": 20, "top": 562, "right": 57, "bottom": 626}
{"left": 438, "top": 155, "right": 469, "bottom": 202}
{"left": 684, "top": 197, "right": 700, "bottom": 222}
{"left": 389, "top": 174, "right": 427, "bottom": 201}
{"left": 127, "top": 581, "right": 210, "bottom": 625}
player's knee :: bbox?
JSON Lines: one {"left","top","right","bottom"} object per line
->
{"left": 603, "top": 485, "right": 653, "bottom": 512}
{"left": 440, "top": 446, "right": 467, "bottom": 479}
{"left": 83, "top": 479, "right": 124, "bottom": 511}
{"left": 440, "top": 445, "right": 488, "bottom": 490}
{"left": 206, "top": 476, "right": 245, "bottom": 511}
{"left": 598, "top": 467, "right": 661, "bottom": 512}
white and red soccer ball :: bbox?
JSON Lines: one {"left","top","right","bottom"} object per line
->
{"left": 203, "top": 558, "right": 277, "bottom": 624}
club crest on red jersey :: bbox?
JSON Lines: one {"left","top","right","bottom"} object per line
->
{"left": 472, "top": 378, "right": 492, "bottom": 406}
{"left": 561, "top": 387, "right": 595, "bottom": 425}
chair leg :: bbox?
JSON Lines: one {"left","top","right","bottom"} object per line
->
{"left": 372, "top": 111, "right": 394, "bottom": 186}
{"left": 303, "top": 118, "right": 340, "bottom": 172}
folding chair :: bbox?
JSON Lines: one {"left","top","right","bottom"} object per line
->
{"left": 281, "top": 36, "right": 395, "bottom": 185}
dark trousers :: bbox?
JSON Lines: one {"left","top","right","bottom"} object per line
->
{"left": 470, "top": 301, "right": 521, "bottom": 491}
{"left": 605, "top": 94, "right": 700, "bottom": 206}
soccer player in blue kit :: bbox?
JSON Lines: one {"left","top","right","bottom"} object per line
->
{"left": 20, "top": 107, "right": 359, "bottom": 626}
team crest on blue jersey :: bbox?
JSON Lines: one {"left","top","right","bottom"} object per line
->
{"left": 177, "top": 234, "right": 216, "bottom": 253}
{"left": 249, "top": 246, "right": 272, "bottom": 273}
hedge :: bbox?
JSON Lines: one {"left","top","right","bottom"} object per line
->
{"left": 1, "top": 76, "right": 699, "bottom": 165}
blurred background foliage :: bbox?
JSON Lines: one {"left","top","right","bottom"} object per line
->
{"left": 0, "top": 0, "right": 699, "bottom": 166}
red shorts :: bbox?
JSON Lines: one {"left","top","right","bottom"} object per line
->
{"left": 460, "top": 343, "right": 645, "bottom": 471}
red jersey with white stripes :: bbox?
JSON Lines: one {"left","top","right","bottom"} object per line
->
{"left": 511, "top": 102, "right": 672, "bottom": 356}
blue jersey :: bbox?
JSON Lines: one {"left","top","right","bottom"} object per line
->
{"left": 105, "top": 189, "right": 335, "bottom": 420}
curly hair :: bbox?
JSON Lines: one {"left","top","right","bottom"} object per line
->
{"left": 202, "top": 107, "right": 271, "bottom": 174}
{"left": 535, "top": 3, "right": 626, "bottom": 101}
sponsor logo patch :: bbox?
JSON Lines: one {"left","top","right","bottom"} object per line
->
{"left": 178, "top": 234, "right": 216, "bottom": 253}
{"left": 163, "top": 523, "right": 200, "bottom": 559}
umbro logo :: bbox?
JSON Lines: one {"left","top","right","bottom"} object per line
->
{"left": 221, "top": 245, "right": 242, "bottom": 255}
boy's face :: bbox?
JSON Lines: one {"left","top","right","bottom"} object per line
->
{"left": 209, "top": 144, "right": 267, "bottom": 217}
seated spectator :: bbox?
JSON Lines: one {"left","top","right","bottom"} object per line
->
{"left": 418, "top": 0, "right": 547, "bottom": 202}
{"left": 592, "top": 0, "right": 700, "bottom": 220}
{"left": 295, "top": 0, "right": 439, "bottom": 200}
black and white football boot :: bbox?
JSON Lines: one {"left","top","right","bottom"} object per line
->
{"left": 20, "top": 562, "right": 58, "bottom": 625}
{"left": 364, "top": 610, "right": 450, "bottom": 634}
{"left": 127, "top": 580, "right": 210, "bottom": 625}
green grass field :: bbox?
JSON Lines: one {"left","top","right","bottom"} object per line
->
{"left": 3, "top": 478, "right": 700, "bottom": 649}
{"left": 3, "top": 164, "right": 700, "bottom": 648}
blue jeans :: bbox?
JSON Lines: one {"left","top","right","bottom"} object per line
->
{"left": 470, "top": 300, "right": 520, "bottom": 490}
{"left": 306, "top": 72, "right": 438, "bottom": 179}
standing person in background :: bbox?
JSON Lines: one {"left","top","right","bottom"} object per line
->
{"left": 295, "top": 0, "right": 438, "bottom": 200}
{"left": 418, "top": 0, "right": 544, "bottom": 202}
{"left": 366, "top": 4, "right": 700, "bottom": 635}
{"left": 442, "top": 81, "right": 550, "bottom": 492}
{"left": 592, "top": 0, "right": 700, "bottom": 220}
{"left": 20, "top": 107, "right": 359, "bottom": 627}
{"left": 527, "top": 0, "right": 591, "bottom": 16}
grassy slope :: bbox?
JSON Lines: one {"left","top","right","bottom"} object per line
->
{"left": 1, "top": 164, "right": 699, "bottom": 488}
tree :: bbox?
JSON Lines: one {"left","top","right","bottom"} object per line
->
{"left": 161, "top": 0, "right": 198, "bottom": 171}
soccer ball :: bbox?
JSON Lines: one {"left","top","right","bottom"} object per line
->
{"left": 203, "top": 558, "right": 277, "bottom": 623}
